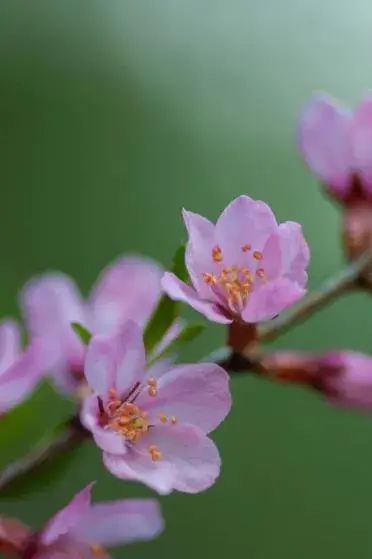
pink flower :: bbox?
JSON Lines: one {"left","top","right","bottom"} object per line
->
{"left": 162, "top": 196, "right": 309, "bottom": 324}
{"left": 20, "top": 256, "right": 181, "bottom": 395}
{"left": 0, "top": 320, "right": 46, "bottom": 414}
{"left": 80, "top": 321, "right": 231, "bottom": 495}
{"left": 19, "top": 484, "right": 164, "bottom": 558}
{"left": 298, "top": 93, "right": 372, "bottom": 199}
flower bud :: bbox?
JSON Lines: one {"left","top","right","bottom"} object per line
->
{"left": 0, "top": 516, "right": 31, "bottom": 557}
{"left": 262, "top": 350, "right": 372, "bottom": 412}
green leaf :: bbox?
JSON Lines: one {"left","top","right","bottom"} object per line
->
{"left": 71, "top": 322, "right": 92, "bottom": 345}
{"left": 144, "top": 244, "right": 187, "bottom": 355}
{"left": 144, "top": 296, "right": 179, "bottom": 355}
{"left": 150, "top": 323, "right": 206, "bottom": 364}
{"left": 171, "top": 243, "right": 188, "bottom": 282}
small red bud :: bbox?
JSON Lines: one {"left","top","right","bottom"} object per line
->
{"left": 327, "top": 176, "right": 372, "bottom": 287}
{"left": 0, "top": 516, "right": 32, "bottom": 557}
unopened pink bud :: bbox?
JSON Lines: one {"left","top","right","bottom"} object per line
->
{"left": 262, "top": 350, "right": 372, "bottom": 413}
{"left": 317, "top": 352, "right": 372, "bottom": 411}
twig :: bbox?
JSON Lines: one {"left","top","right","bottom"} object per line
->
{"left": 0, "top": 416, "right": 86, "bottom": 493}
{"left": 203, "top": 345, "right": 262, "bottom": 374}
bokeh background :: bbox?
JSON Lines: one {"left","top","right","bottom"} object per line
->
{"left": 2, "top": 1, "right": 372, "bottom": 557}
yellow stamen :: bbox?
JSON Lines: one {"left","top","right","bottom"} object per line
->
{"left": 170, "top": 416, "right": 177, "bottom": 425}
{"left": 202, "top": 272, "right": 217, "bottom": 285}
{"left": 90, "top": 543, "right": 107, "bottom": 557}
{"left": 158, "top": 413, "right": 168, "bottom": 423}
{"left": 201, "top": 241, "right": 270, "bottom": 313}
{"left": 149, "top": 444, "right": 162, "bottom": 461}
{"left": 147, "top": 377, "right": 158, "bottom": 397}
{"left": 105, "top": 391, "right": 150, "bottom": 442}
{"left": 253, "top": 250, "right": 263, "bottom": 260}
{"left": 212, "top": 246, "right": 223, "bottom": 262}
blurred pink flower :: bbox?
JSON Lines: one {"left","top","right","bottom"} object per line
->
{"left": 81, "top": 321, "right": 231, "bottom": 495}
{"left": 0, "top": 320, "right": 46, "bottom": 414}
{"left": 20, "top": 484, "right": 163, "bottom": 558}
{"left": 20, "top": 256, "right": 181, "bottom": 395}
{"left": 298, "top": 93, "right": 372, "bottom": 199}
{"left": 162, "top": 196, "right": 309, "bottom": 324}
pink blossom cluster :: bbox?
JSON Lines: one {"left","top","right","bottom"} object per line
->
{"left": 3, "top": 90, "right": 372, "bottom": 558}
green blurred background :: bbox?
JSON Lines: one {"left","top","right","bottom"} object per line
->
{"left": 2, "top": 1, "right": 372, "bottom": 557}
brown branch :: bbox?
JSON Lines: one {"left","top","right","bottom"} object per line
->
{"left": 0, "top": 416, "right": 87, "bottom": 493}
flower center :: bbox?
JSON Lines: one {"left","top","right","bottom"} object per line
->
{"left": 98, "top": 377, "right": 178, "bottom": 462}
{"left": 89, "top": 543, "right": 108, "bottom": 557}
{"left": 202, "top": 245, "right": 266, "bottom": 312}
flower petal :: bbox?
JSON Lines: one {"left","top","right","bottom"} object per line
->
{"left": 136, "top": 424, "right": 221, "bottom": 494}
{"left": 161, "top": 273, "right": 231, "bottom": 324}
{"left": 182, "top": 209, "right": 217, "bottom": 297}
{"left": 89, "top": 255, "right": 163, "bottom": 333}
{"left": 138, "top": 363, "right": 231, "bottom": 434}
{"left": 353, "top": 95, "right": 372, "bottom": 193}
{"left": 84, "top": 334, "right": 116, "bottom": 396}
{"left": 0, "top": 339, "right": 47, "bottom": 413}
{"left": 112, "top": 321, "right": 146, "bottom": 396}
{"left": 243, "top": 278, "right": 306, "bottom": 323}
{"left": 215, "top": 196, "right": 278, "bottom": 265}
{"left": 103, "top": 451, "right": 176, "bottom": 495}
{"left": 0, "top": 320, "right": 20, "bottom": 377}
{"left": 259, "top": 234, "right": 282, "bottom": 280}
{"left": 40, "top": 484, "right": 93, "bottom": 546}
{"left": 19, "top": 273, "right": 86, "bottom": 374}
{"left": 278, "top": 222, "right": 310, "bottom": 288}
{"left": 298, "top": 94, "right": 352, "bottom": 195}
{"left": 84, "top": 321, "right": 145, "bottom": 397}
{"left": 72, "top": 499, "right": 164, "bottom": 547}
{"left": 80, "top": 395, "right": 127, "bottom": 455}
{"left": 145, "top": 358, "right": 173, "bottom": 381}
